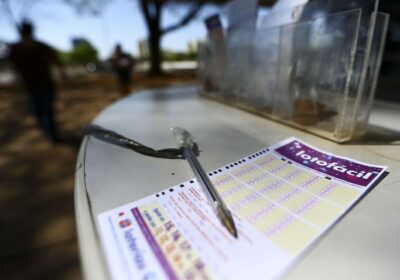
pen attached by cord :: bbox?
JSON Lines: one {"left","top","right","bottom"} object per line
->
{"left": 83, "top": 124, "right": 238, "bottom": 238}
{"left": 172, "top": 127, "right": 238, "bottom": 238}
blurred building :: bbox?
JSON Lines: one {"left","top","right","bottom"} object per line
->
{"left": 187, "top": 40, "right": 200, "bottom": 54}
{"left": 0, "top": 40, "right": 16, "bottom": 86}
{"left": 138, "top": 39, "right": 149, "bottom": 58}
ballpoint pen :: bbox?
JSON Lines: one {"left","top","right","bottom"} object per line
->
{"left": 172, "top": 127, "right": 238, "bottom": 238}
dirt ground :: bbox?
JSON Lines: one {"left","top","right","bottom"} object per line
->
{"left": 0, "top": 71, "right": 195, "bottom": 280}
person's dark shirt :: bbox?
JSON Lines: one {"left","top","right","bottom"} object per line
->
{"left": 9, "top": 40, "right": 58, "bottom": 94}
{"left": 112, "top": 53, "right": 134, "bottom": 79}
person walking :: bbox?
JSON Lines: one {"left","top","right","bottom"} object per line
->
{"left": 8, "top": 21, "right": 64, "bottom": 143}
{"left": 111, "top": 44, "right": 134, "bottom": 96}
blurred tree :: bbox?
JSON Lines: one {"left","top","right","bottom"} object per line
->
{"left": 63, "top": 0, "right": 109, "bottom": 15}
{"left": 0, "top": 0, "right": 41, "bottom": 30}
{"left": 64, "top": 0, "right": 275, "bottom": 76}
{"left": 138, "top": 0, "right": 274, "bottom": 74}
{"left": 64, "top": 0, "right": 209, "bottom": 76}
{"left": 68, "top": 39, "right": 99, "bottom": 64}
{"left": 59, "top": 40, "right": 99, "bottom": 64}
{"left": 162, "top": 49, "right": 196, "bottom": 61}
{"left": 138, "top": 0, "right": 206, "bottom": 75}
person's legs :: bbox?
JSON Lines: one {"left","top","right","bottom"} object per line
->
{"left": 30, "top": 95, "right": 43, "bottom": 128}
{"left": 31, "top": 93, "right": 59, "bottom": 142}
{"left": 41, "top": 94, "right": 59, "bottom": 142}
{"left": 117, "top": 70, "right": 131, "bottom": 96}
{"left": 120, "top": 82, "right": 130, "bottom": 96}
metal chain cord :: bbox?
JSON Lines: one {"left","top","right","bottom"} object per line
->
{"left": 83, "top": 125, "right": 200, "bottom": 159}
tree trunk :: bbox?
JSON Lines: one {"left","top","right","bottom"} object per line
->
{"left": 148, "top": 30, "right": 163, "bottom": 76}
{"left": 138, "top": 0, "right": 204, "bottom": 76}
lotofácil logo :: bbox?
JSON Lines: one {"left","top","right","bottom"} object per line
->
{"left": 295, "top": 150, "right": 376, "bottom": 180}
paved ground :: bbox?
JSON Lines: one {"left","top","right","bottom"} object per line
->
{"left": 0, "top": 71, "right": 195, "bottom": 280}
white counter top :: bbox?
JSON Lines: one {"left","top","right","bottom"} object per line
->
{"left": 75, "top": 84, "right": 400, "bottom": 280}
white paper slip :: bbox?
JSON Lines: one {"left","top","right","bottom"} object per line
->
{"left": 98, "top": 137, "right": 388, "bottom": 280}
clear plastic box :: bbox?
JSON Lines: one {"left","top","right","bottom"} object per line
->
{"left": 198, "top": 0, "right": 389, "bottom": 142}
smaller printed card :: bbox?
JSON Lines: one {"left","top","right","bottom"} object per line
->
{"left": 98, "top": 137, "right": 387, "bottom": 280}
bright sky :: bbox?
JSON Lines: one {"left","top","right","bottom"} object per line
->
{"left": 0, "top": 0, "right": 220, "bottom": 59}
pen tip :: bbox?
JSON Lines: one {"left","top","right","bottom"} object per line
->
{"left": 228, "top": 225, "right": 238, "bottom": 239}
{"left": 217, "top": 206, "right": 238, "bottom": 239}
{"left": 222, "top": 215, "right": 238, "bottom": 239}
{"left": 232, "top": 230, "right": 238, "bottom": 239}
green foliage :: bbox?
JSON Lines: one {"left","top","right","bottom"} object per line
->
{"left": 59, "top": 40, "right": 98, "bottom": 64}
{"left": 58, "top": 51, "right": 70, "bottom": 64}
{"left": 162, "top": 49, "right": 197, "bottom": 61}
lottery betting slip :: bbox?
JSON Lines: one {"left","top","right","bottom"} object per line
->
{"left": 98, "top": 137, "right": 387, "bottom": 280}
